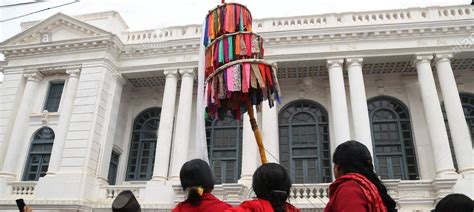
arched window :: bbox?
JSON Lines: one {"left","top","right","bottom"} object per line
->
{"left": 126, "top": 108, "right": 161, "bottom": 181}
{"left": 23, "top": 127, "right": 54, "bottom": 181}
{"left": 206, "top": 116, "right": 242, "bottom": 184}
{"left": 368, "top": 96, "right": 418, "bottom": 180}
{"left": 460, "top": 93, "right": 474, "bottom": 143}
{"left": 443, "top": 93, "right": 474, "bottom": 171}
{"left": 279, "top": 100, "right": 331, "bottom": 183}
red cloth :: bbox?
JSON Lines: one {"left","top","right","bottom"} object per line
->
{"left": 225, "top": 199, "right": 301, "bottom": 212}
{"left": 172, "top": 193, "right": 232, "bottom": 212}
{"left": 324, "top": 173, "right": 387, "bottom": 212}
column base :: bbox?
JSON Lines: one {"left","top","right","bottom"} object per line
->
{"left": 151, "top": 175, "right": 168, "bottom": 181}
{"left": 432, "top": 177, "right": 458, "bottom": 199}
{"left": 238, "top": 175, "right": 253, "bottom": 187}
{"left": 435, "top": 169, "right": 458, "bottom": 179}
{"left": 143, "top": 180, "right": 175, "bottom": 204}
{"left": 0, "top": 175, "right": 15, "bottom": 199}
{"left": 452, "top": 171, "right": 474, "bottom": 198}
{"left": 458, "top": 168, "right": 474, "bottom": 178}
{"left": 35, "top": 172, "right": 96, "bottom": 201}
{"left": 96, "top": 176, "right": 109, "bottom": 186}
{"left": 166, "top": 177, "right": 180, "bottom": 186}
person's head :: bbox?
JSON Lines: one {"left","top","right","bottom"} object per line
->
{"left": 435, "top": 193, "right": 474, "bottom": 212}
{"left": 179, "top": 159, "right": 215, "bottom": 206}
{"left": 112, "top": 190, "right": 141, "bottom": 212}
{"left": 333, "top": 140, "right": 373, "bottom": 178}
{"left": 333, "top": 140, "right": 397, "bottom": 212}
{"left": 252, "top": 163, "right": 291, "bottom": 212}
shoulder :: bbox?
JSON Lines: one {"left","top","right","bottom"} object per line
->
{"left": 202, "top": 194, "right": 232, "bottom": 211}
{"left": 336, "top": 180, "right": 365, "bottom": 195}
{"left": 285, "top": 203, "right": 301, "bottom": 212}
{"left": 330, "top": 181, "right": 368, "bottom": 211}
{"left": 225, "top": 199, "right": 268, "bottom": 212}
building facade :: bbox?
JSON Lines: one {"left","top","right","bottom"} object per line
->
{"left": 0, "top": 4, "right": 473, "bottom": 212}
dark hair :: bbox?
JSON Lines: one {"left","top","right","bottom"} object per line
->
{"left": 179, "top": 159, "right": 215, "bottom": 206}
{"left": 252, "top": 163, "right": 291, "bottom": 212}
{"left": 112, "top": 190, "right": 141, "bottom": 212}
{"left": 435, "top": 193, "right": 474, "bottom": 212}
{"left": 333, "top": 140, "right": 397, "bottom": 212}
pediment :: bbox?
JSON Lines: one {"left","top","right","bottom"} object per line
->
{"left": 2, "top": 13, "right": 110, "bottom": 46}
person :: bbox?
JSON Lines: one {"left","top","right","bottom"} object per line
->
{"left": 434, "top": 193, "right": 474, "bottom": 212}
{"left": 172, "top": 159, "right": 231, "bottom": 212}
{"left": 112, "top": 190, "right": 141, "bottom": 212}
{"left": 226, "top": 163, "right": 300, "bottom": 212}
{"left": 324, "top": 140, "right": 397, "bottom": 212}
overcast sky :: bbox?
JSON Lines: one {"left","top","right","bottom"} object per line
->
{"left": 0, "top": 0, "right": 470, "bottom": 41}
{"left": 0, "top": 0, "right": 470, "bottom": 81}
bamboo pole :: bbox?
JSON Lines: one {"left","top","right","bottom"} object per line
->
{"left": 246, "top": 103, "right": 268, "bottom": 164}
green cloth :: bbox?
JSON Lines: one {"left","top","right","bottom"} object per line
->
{"left": 218, "top": 39, "right": 224, "bottom": 64}
{"left": 228, "top": 36, "right": 234, "bottom": 61}
{"left": 240, "top": 7, "right": 244, "bottom": 31}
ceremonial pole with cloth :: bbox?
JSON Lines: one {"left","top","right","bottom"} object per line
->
{"left": 195, "top": 0, "right": 281, "bottom": 164}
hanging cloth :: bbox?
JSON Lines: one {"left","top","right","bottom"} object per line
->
{"left": 232, "top": 64, "right": 241, "bottom": 91}
{"left": 244, "top": 34, "right": 252, "bottom": 57}
{"left": 251, "top": 63, "right": 264, "bottom": 87}
{"left": 242, "top": 63, "right": 251, "bottom": 93}
{"left": 218, "top": 39, "right": 224, "bottom": 64}
{"left": 223, "top": 37, "right": 229, "bottom": 63}
{"left": 235, "top": 34, "right": 241, "bottom": 56}
{"left": 228, "top": 36, "right": 234, "bottom": 61}
{"left": 258, "top": 64, "right": 267, "bottom": 88}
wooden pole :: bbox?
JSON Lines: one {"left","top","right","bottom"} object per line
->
{"left": 246, "top": 103, "right": 268, "bottom": 164}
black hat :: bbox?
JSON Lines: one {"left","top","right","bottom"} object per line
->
{"left": 112, "top": 190, "right": 141, "bottom": 212}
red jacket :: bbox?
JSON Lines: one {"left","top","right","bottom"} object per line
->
{"left": 225, "top": 199, "right": 301, "bottom": 212}
{"left": 172, "top": 193, "right": 232, "bottom": 212}
{"left": 324, "top": 173, "right": 387, "bottom": 212}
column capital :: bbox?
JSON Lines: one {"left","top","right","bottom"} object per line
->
{"left": 327, "top": 59, "right": 344, "bottom": 69}
{"left": 163, "top": 69, "right": 179, "bottom": 79}
{"left": 23, "top": 70, "right": 44, "bottom": 82}
{"left": 345, "top": 57, "right": 363, "bottom": 68}
{"left": 179, "top": 68, "right": 196, "bottom": 79}
{"left": 412, "top": 54, "right": 433, "bottom": 66}
{"left": 66, "top": 69, "right": 81, "bottom": 78}
{"left": 113, "top": 73, "right": 126, "bottom": 86}
{"left": 433, "top": 53, "right": 453, "bottom": 65}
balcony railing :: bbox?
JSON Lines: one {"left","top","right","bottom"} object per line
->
{"left": 121, "top": 5, "right": 473, "bottom": 44}
{"left": 8, "top": 182, "right": 36, "bottom": 197}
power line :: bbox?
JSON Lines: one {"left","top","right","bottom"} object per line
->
{"left": 0, "top": 0, "right": 46, "bottom": 8}
{"left": 0, "top": 0, "right": 80, "bottom": 23}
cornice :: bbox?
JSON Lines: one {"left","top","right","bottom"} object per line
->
{"left": 118, "top": 20, "right": 473, "bottom": 58}
{"left": 1, "top": 35, "right": 124, "bottom": 59}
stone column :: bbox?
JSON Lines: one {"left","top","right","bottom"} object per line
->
{"left": 327, "top": 59, "right": 351, "bottom": 146}
{"left": 346, "top": 58, "right": 373, "bottom": 156}
{"left": 47, "top": 68, "right": 81, "bottom": 175}
{"left": 151, "top": 70, "right": 179, "bottom": 181}
{"left": 238, "top": 109, "right": 259, "bottom": 185}
{"left": 168, "top": 69, "right": 195, "bottom": 183}
{"left": 0, "top": 71, "right": 43, "bottom": 177}
{"left": 434, "top": 53, "right": 474, "bottom": 175}
{"left": 262, "top": 102, "right": 279, "bottom": 163}
{"left": 414, "top": 55, "right": 456, "bottom": 177}
{"left": 96, "top": 74, "right": 126, "bottom": 184}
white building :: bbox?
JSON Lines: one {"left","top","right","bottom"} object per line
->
{"left": 0, "top": 4, "right": 473, "bottom": 212}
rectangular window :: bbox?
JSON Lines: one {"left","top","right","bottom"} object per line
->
{"left": 108, "top": 151, "right": 120, "bottom": 185}
{"left": 44, "top": 82, "right": 64, "bottom": 112}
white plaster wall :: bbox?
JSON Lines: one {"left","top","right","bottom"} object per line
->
{"left": 115, "top": 85, "right": 164, "bottom": 184}
{"left": 0, "top": 69, "right": 25, "bottom": 167}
